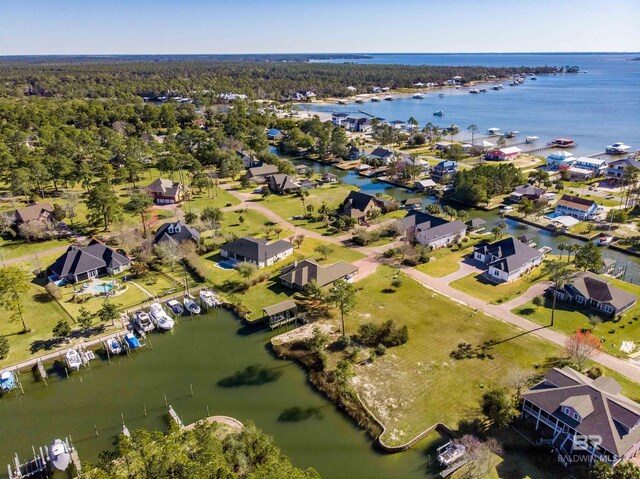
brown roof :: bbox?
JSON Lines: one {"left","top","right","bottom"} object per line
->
{"left": 263, "top": 300, "right": 297, "bottom": 316}
{"left": 568, "top": 272, "right": 637, "bottom": 311}
{"left": 15, "top": 202, "right": 53, "bottom": 223}
{"left": 556, "top": 194, "right": 597, "bottom": 212}
{"left": 280, "top": 259, "right": 358, "bottom": 288}
{"left": 146, "top": 178, "right": 185, "bottom": 198}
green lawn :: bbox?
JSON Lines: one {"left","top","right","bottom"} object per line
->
{"left": 344, "top": 265, "right": 561, "bottom": 446}
{"left": 512, "top": 276, "right": 640, "bottom": 358}
{"left": 416, "top": 237, "right": 482, "bottom": 278}
{"left": 0, "top": 238, "right": 73, "bottom": 261}
{"left": 450, "top": 266, "right": 548, "bottom": 305}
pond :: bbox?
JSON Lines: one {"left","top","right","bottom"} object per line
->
{"left": 0, "top": 310, "right": 441, "bottom": 479}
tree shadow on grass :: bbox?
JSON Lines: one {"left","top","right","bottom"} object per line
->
{"left": 30, "top": 337, "right": 66, "bottom": 354}
{"left": 217, "top": 365, "right": 283, "bottom": 387}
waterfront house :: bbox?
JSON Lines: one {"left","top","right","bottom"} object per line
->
{"left": 321, "top": 172, "right": 338, "bottom": 184}
{"left": 549, "top": 271, "right": 637, "bottom": 316}
{"left": 49, "top": 239, "right": 130, "bottom": 283}
{"left": 568, "top": 157, "right": 607, "bottom": 180}
{"left": 521, "top": 366, "right": 640, "bottom": 466}
{"left": 267, "top": 128, "right": 283, "bottom": 140}
{"left": 246, "top": 163, "right": 279, "bottom": 183}
{"left": 398, "top": 155, "right": 430, "bottom": 175}
{"left": 279, "top": 259, "right": 359, "bottom": 290}
{"left": 220, "top": 236, "right": 293, "bottom": 269}
{"left": 414, "top": 179, "right": 437, "bottom": 192}
{"left": 339, "top": 190, "right": 390, "bottom": 224}
{"left": 400, "top": 211, "right": 467, "bottom": 249}
{"left": 14, "top": 202, "right": 54, "bottom": 227}
{"left": 600, "top": 258, "right": 617, "bottom": 275}
{"left": 331, "top": 113, "right": 350, "bottom": 127}
{"left": 554, "top": 195, "right": 598, "bottom": 221}
{"left": 431, "top": 160, "right": 458, "bottom": 184}
{"left": 237, "top": 150, "right": 259, "bottom": 168}
{"left": 402, "top": 198, "right": 422, "bottom": 210}
{"left": 153, "top": 220, "right": 200, "bottom": 246}
{"left": 389, "top": 120, "right": 407, "bottom": 130}
{"left": 146, "top": 178, "right": 187, "bottom": 204}
{"left": 268, "top": 174, "right": 301, "bottom": 194}
{"left": 485, "top": 146, "right": 522, "bottom": 161}
{"left": 509, "top": 184, "right": 547, "bottom": 203}
{"left": 369, "top": 147, "right": 395, "bottom": 165}
{"left": 354, "top": 118, "right": 373, "bottom": 133}
{"left": 545, "top": 151, "right": 576, "bottom": 169}
{"left": 607, "top": 158, "right": 640, "bottom": 183}
{"left": 294, "top": 164, "right": 310, "bottom": 175}
{"left": 347, "top": 146, "right": 364, "bottom": 160}
{"left": 466, "top": 218, "right": 487, "bottom": 233}
{"left": 473, "top": 237, "right": 543, "bottom": 283}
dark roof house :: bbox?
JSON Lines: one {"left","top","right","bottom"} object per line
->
{"left": 522, "top": 367, "right": 640, "bottom": 465}
{"left": 401, "top": 211, "right": 466, "bottom": 248}
{"left": 510, "top": 184, "right": 547, "bottom": 203}
{"left": 474, "top": 237, "right": 543, "bottom": 282}
{"left": 268, "top": 174, "right": 301, "bottom": 194}
{"left": 552, "top": 271, "right": 637, "bottom": 315}
{"left": 49, "top": 239, "right": 131, "bottom": 283}
{"left": 246, "top": 163, "right": 279, "bottom": 183}
{"left": 339, "top": 191, "right": 391, "bottom": 223}
{"left": 279, "top": 259, "right": 358, "bottom": 290}
{"left": 146, "top": 178, "right": 187, "bottom": 204}
{"left": 220, "top": 236, "right": 294, "bottom": 268}
{"left": 153, "top": 220, "right": 200, "bottom": 246}
{"left": 369, "top": 147, "right": 395, "bottom": 164}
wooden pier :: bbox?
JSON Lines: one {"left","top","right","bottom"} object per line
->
{"left": 8, "top": 437, "right": 81, "bottom": 479}
{"left": 168, "top": 405, "right": 184, "bottom": 428}
{"left": 439, "top": 458, "right": 469, "bottom": 478}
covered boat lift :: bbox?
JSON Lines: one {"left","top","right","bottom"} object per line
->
{"left": 263, "top": 300, "right": 298, "bottom": 329}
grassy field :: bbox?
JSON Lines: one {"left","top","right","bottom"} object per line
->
{"left": 512, "top": 275, "right": 640, "bottom": 357}
{"left": 344, "top": 265, "right": 561, "bottom": 446}
{"left": 449, "top": 266, "right": 548, "bottom": 304}
{"left": 416, "top": 237, "right": 483, "bottom": 278}
{"left": 0, "top": 238, "right": 73, "bottom": 261}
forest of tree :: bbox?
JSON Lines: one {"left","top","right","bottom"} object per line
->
{"left": 453, "top": 163, "right": 524, "bottom": 205}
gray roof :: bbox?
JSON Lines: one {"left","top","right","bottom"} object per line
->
{"left": 568, "top": 272, "right": 637, "bottom": 311}
{"left": 50, "top": 239, "right": 130, "bottom": 278}
{"left": 269, "top": 174, "right": 301, "bottom": 193}
{"left": 280, "top": 259, "right": 358, "bottom": 288}
{"left": 153, "top": 220, "right": 200, "bottom": 246}
{"left": 401, "top": 211, "right": 466, "bottom": 244}
{"left": 523, "top": 367, "right": 640, "bottom": 457}
{"left": 370, "top": 147, "right": 394, "bottom": 159}
{"left": 466, "top": 218, "right": 487, "bottom": 228}
{"left": 474, "top": 237, "right": 542, "bottom": 273}
{"left": 222, "top": 236, "right": 293, "bottom": 262}
{"left": 340, "top": 191, "right": 385, "bottom": 219}
{"left": 512, "top": 184, "right": 546, "bottom": 197}
{"left": 263, "top": 300, "right": 297, "bottom": 317}
{"left": 247, "top": 163, "right": 279, "bottom": 178}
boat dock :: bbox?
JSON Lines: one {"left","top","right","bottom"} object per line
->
{"left": 8, "top": 437, "right": 81, "bottom": 479}
{"left": 334, "top": 161, "right": 364, "bottom": 170}
{"left": 439, "top": 458, "right": 469, "bottom": 478}
{"left": 168, "top": 405, "right": 184, "bottom": 428}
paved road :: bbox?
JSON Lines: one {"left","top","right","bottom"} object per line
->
{"left": 222, "top": 182, "right": 640, "bottom": 383}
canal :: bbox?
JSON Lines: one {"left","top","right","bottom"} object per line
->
{"left": 0, "top": 310, "right": 438, "bottom": 479}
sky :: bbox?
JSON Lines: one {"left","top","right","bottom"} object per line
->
{"left": 0, "top": 0, "right": 638, "bottom": 55}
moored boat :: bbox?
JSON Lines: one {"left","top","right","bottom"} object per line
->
{"left": 525, "top": 136, "right": 539, "bottom": 143}
{"left": 133, "top": 311, "right": 155, "bottom": 333}
{"left": 412, "top": 93, "right": 425, "bottom": 99}
{"left": 65, "top": 349, "right": 82, "bottom": 370}
{"left": 383, "top": 96, "right": 393, "bottom": 101}
{"left": 166, "top": 299, "right": 184, "bottom": 315}
{"left": 596, "top": 236, "right": 614, "bottom": 246}
{"left": 605, "top": 142, "right": 631, "bottom": 155}
{"left": 437, "top": 441, "right": 466, "bottom": 467}
{"left": 337, "top": 99, "right": 348, "bottom": 105}
{"left": 124, "top": 332, "right": 141, "bottom": 349}
{"left": 370, "top": 96, "right": 381, "bottom": 102}
{"left": 184, "top": 295, "right": 201, "bottom": 315}
{"left": 149, "top": 302, "right": 175, "bottom": 330}
{"left": 200, "top": 289, "right": 222, "bottom": 308}
{"left": 49, "top": 439, "right": 71, "bottom": 471}
{"left": 433, "top": 110, "right": 444, "bottom": 116}
{"left": 469, "top": 88, "right": 480, "bottom": 94}
{"left": 106, "top": 337, "right": 123, "bottom": 355}
{"left": 0, "top": 370, "right": 16, "bottom": 392}
{"left": 355, "top": 97, "right": 366, "bottom": 104}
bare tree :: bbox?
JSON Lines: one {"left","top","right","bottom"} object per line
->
{"left": 155, "top": 241, "right": 183, "bottom": 271}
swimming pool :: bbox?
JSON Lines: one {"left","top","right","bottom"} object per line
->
{"left": 88, "top": 282, "right": 115, "bottom": 294}
{"left": 216, "top": 259, "right": 238, "bottom": 270}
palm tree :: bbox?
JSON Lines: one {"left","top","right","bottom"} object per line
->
{"left": 298, "top": 190, "right": 309, "bottom": 216}
{"left": 543, "top": 260, "right": 572, "bottom": 326}
{"left": 467, "top": 124, "right": 479, "bottom": 146}
{"left": 557, "top": 243, "right": 567, "bottom": 261}
{"left": 491, "top": 226, "right": 504, "bottom": 241}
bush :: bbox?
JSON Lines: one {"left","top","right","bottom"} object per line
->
{"left": 356, "top": 319, "right": 409, "bottom": 348}
{"left": 586, "top": 366, "right": 603, "bottom": 379}
{"left": 334, "top": 335, "right": 352, "bottom": 350}
{"left": 45, "top": 282, "right": 62, "bottom": 300}
{"left": 375, "top": 343, "right": 387, "bottom": 356}
{"left": 391, "top": 278, "right": 402, "bottom": 289}
{"left": 0, "top": 336, "right": 9, "bottom": 359}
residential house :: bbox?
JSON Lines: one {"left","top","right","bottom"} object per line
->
{"left": 389, "top": 120, "right": 407, "bottom": 130}
{"left": 342, "top": 117, "right": 358, "bottom": 132}
{"left": 153, "top": 220, "right": 200, "bottom": 246}
{"left": 414, "top": 179, "right": 437, "bottom": 192}
{"left": 400, "top": 211, "right": 467, "bottom": 249}
{"left": 279, "top": 259, "right": 359, "bottom": 290}
{"left": 346, "top": 146, "right": 364, "bottom": 160}
{"left": 398, "top": 155, "right": 430, "bottom": 175}
{"left": 268, "top": 174, "right": 301, "bottom": 194}
{"left": 331, "top": 113, "right": 350, "bottom": 127}
{"left": 402, "top": 198, "right": 422, "bottom": 210}
{"left": 485, "top": 146, "right": 522, "bottom": 161}
{"left": 550, "top": 271, "right": 637, "bottom": 316}
{"left": 466, "top": 218, "right": 487, "bottom": 233}
{"left": 473, "top": 237, "right": 543, "bottom": 283}
{"left": 294, "top": 164, "right": 310, "bottom": 175}
{"left": 369, "top": 147, "right": 395, "bottom": 165}
{"left": 545, "top": 151, "right": 576, "bottom": 169}
{"left": 220, "top": 236, "right": 294, "bottom": 269}
{"left": 354, "top": 118, "right": 373, "bottom": 133}
{"left": 237, "top": 150, "right": 258, "bottom": 168}
{"left": 321, "top": 172, "right": 338, "bottom": 184}
{"left": 510, "top": 184, "right": 547, "bottom": 203}
{"left": 14, "top": 202, "right": 54, "bottom": 227}
{"left": 521, "top": 366, "right": 640, "bottom": 466}
{"left": 267, "top": 128, "right": 283, "bottom": 140}
{"left": 607, "top": 158, "right": 640, "bottom": 183}
{"left": 339, "top": 190, "right": 390, "bottom": 224}
{"left": 246, "top": 163, "right": 280, "bottom": 183}
{"left": 554, "top": 195, "right": 598, "bottom": 221}
{"left": 146, "top": 178, "right": 187, "bottom": 204}
{"left": 431, "top": 160, "right": 458, "bottom": 184}
{"left": 568, "top": 157, "right": 607, "bottom": 180}
{"left": 48, "top": 239, "right": 130, "bottom": 283}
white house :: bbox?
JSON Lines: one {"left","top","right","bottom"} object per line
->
{"left": 546, "top": 151, "right": 576, "bottom": 169}
{"left": 473, "top": 237, "right": 543, "bottom": 283}
{"left": 554, "top": 195, "right": 598, "bottom": 221}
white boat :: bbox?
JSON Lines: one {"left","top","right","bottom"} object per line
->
{"left": 166, "top": 299, "right": 184, "bottom": 315}
{"left": 133, "top": 311, "right": 155, "bottom": 333}
{"left": 184, "top": 295, "right": 201, "bottom": 315}
{"left": 355, "top": 97, "right": 366, "bottom": 104}
{"left": 525, "top": 136, "right": 539, "bottom": 143}
{"left": 504, "top": 131, "right": 519, "bottom": 138}
{"left": 606, "top": 142, "right": 631, "bottom": 155}
{"left": 65, "top": 349, "right": 83, "bottom": 370}
{"left": 370, "top": 96, "right": 381, "bottom": 102}
{"left": 501, "top": 205, "right": 514, "bottom": 212}
{"left": 597, "top": 236, "right": 614, "bottom": 246}
{"left": 433, "top": 110, "right": 444, "bottom": 116}
{"left": 199, "top": 289, "right": 221, "bottom": 308}
{"left": 412, "top": 93, "right": 425, "bottom": 99}
{"left": 0, "top": 370, "right": 16, "bottom": 392}
{"left": 487, "top": 127, "right": 501, "bottom": 135}
{"left": 106, "top": 337, "right": 123, "bottom": 355}
{"left": 383, "top": 96, "right": 394, "bottom": 101}
{"left": 49, "top": 439, "right": 71, "bottom": 471}
{"left": 149, "top": 302, "right": 175, "bottom": 330}
{"left": 469, "top": 89, "right": 480, "bottom": 94}
{"left": 337, "top": 99, "right": 349, "bottom": 105}
{"left": 437, "top": 441, "right": 466, "bottom": 467}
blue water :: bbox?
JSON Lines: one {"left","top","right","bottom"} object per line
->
{"left": 311, "top": 53, "right": 640, "bottom": 156}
